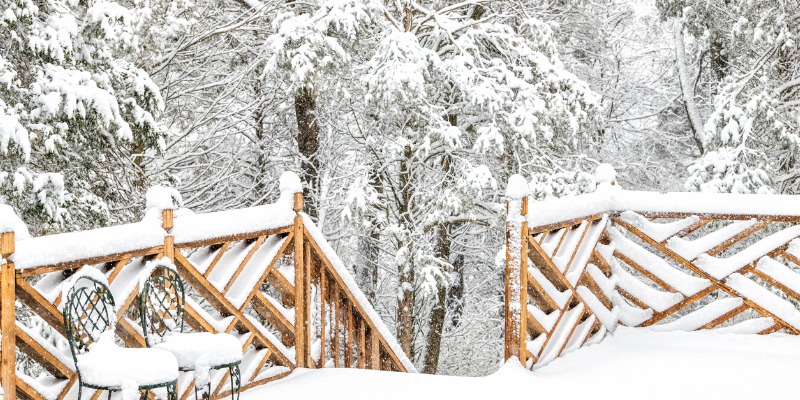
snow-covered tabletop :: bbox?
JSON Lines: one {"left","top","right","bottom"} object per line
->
{"left": 154, "top": 332, "right": 243, "bottom": 370}
{"left": 154, "top": 332, "right": 243, "bottom": 390}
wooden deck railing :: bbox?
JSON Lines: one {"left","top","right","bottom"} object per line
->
{"left": 0, "top": 172, "right": 414, "bottom": 400}
{"left": 505, "top": 170, "right": 800, "bottom": 369}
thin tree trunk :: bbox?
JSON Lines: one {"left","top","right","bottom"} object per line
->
{"left": 674, "top": 20, "right": 705, "bottom": 154}
{"left": 253, "top": 63, "right": 269, "bottom": 202}
{"left": 396, "top": 145, "right": 415, "bottom": 358}
{"left": 446, "top": 254, "right": 464, "bottom": 328}
{"left": 295, "top": 86, "right": 320, "bottom": 217}
{"left": 422, "top": 224, "right": 450, "bottom": 374}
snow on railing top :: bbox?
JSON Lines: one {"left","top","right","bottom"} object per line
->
{"left": 11, "top": 221, "right": 165, "bottom": 271}
{"left": 171, "top": 172, "right": 299, "bottom": 245}
{"left": 5, "top": 172, "right": 304, "bottom": 270}
{"left": 527, "top": 187, "right": 800, "bottom": 229}
{"left": 522, "top": 167, "right": 800, "bottom": 230}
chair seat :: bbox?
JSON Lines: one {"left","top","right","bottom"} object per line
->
{"left": 77, "top": 341, "right": 179, "bottom": 388}
{"left": 154, "top": 332, "right": 243, "bottom": 370}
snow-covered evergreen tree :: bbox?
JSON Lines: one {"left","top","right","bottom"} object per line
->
{"left": 1, "top": 0, "right": 164, "bottom": 233}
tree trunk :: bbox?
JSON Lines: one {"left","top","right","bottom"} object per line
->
{"left": 356, "top": 230, "right": 379, "bottom": 304}
{"left": 422, "top": 224, "right": 450, "bottom": 374}
{"left": 294, "top": 86, "right": 320, "bottom": 217}
{"left": 446, "top": 254, "right": 464, "bottom": 328}
{"left": 253, "top": 66, "right": 269, "bottom": 203}
{"left": 674, "top": 20, "right": 705, "bottom": 154}
{"left": 396, "top": 145, "right": 415, "bottom": 358}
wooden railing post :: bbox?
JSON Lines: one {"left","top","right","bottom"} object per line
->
{"left": 289, "top": 175, "right": 310, "bottom": 368}
{"left": 504, "top": 175, "right": 529, "bottom": 366}
{"left": 1, "top": 230, "right": 16, "bottom": 400}
{"left": 162, "top": 209, "right": 175, "bottom": 263}
{"left": 146, "top": 185, "right": 178, "bottom": 263}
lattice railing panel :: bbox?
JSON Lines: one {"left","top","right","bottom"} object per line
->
{"left": 522, "top": 216, "right": 616, "bottom": 368}
{"left": 0, "top": 174, "right": 414, "bottom": 400}
{"left": 505, "top": 184, "right": 800, "bottom": 369}
{"left": 609, "top": 212, "right": 800, "bottom": 335}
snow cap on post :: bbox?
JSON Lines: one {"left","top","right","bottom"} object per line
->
{"left": 0, "top": 204, "right": 30, "bottom": 241}
{"left": 595, "top": 163, "right": 617, "bottom": 186}
{"left": 146, "top": 185, "right": 182, "bottom": 211}
{"left": 506, "top": 174, "right": 530, "bottom": 200}
{"left": 279, "top": 171, "right": 302, "bottom": 195}
{"left": 278, "top": 171, "right": 303, "bottom": 211}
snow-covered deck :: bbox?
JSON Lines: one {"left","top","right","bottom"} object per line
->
{"left": 244, "top": 328, "right": 800, "bottom": 399}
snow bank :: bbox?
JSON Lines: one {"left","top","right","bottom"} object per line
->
{"left": 302, "top": 214, "right": 417, "bottom": 373}
{"left": 12, "top": 221, "right": 164, "bottom": 270}
{"left": 243, "top": 328, "right": 800, "bottom": 399}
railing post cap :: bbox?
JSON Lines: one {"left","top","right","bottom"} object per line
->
{"left": 506, "top": 174, "right": 529, "bottom": 200}
{"left": 145, "top": 185, "right": 182, "bottom": 210}
{"left": 0, "top": 204, "right": 30, "bottom": 240}
{"left": 595, "top": 163, "right": 617, "bottom": 186}
{"left": 280, "top": 171, "right": 303, "bottom": 195}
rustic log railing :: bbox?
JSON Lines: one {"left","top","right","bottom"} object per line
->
{"left": 0, "top": 172, "right": 414, "bottom": 400}
{"left": 505, "top": 170, "right": 800, "bottom": 369}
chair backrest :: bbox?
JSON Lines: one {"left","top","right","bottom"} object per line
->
{"left": 62, "top": 276, "right": 116, "bottom": 370}
{"left": 140, "top": 266, "right": 185, "bottom": 346}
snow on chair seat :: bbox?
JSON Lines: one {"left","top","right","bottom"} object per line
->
{"left": 139, "top": 260, "right": 243, "bottom": 400}
{"left": 77, "top": 332, "right": 179, "bottom": 389}
{"left": 62, "top": 268, "right": 179, "bottom": 400}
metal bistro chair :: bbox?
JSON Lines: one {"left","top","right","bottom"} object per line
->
{"left": 139, "top": 266, "right": 242, "bottom": 400}
{"left": 63, "top": 274, "right": 178, "bottom": 400}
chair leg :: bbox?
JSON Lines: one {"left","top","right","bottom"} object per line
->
{"left": 229, "top": 365, "right": 240, "bottom": 400}
{"left": 168, "top": 381, "right": 178, "bottom": 400}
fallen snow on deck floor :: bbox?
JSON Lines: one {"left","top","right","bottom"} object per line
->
{"left": 244, "top": 327, "right": 800, "bottom": 399}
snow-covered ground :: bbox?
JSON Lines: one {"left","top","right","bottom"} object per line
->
{"left": 244, "top": 327, "right": 800, "bottom": 399}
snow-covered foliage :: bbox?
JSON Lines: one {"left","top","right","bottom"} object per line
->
{"left": 0, "top": 0, "right": 168, "bottom": 234}
{"left": 657, "top": 0, "right": 800, "bottom": 194}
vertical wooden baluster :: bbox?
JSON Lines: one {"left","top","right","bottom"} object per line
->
{"left": 345, "top": 304, "right": 354, "bottom": 368}
{"left": 304, "top": 240, "right": 312, "bottom": 367}
{"left": 369, "top": 327, "right": 380, "bottom": 370}
{"left": 333, "top": 286, "right": 340, "bottom": 368}
{"left": 319, "top": 270, "right": 327, "bottom": 367}
{"left": 357, "top": 317, "right": 366, "bottom": 369}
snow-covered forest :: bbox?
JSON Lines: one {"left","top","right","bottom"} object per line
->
{"left": 1, "top": 0, "right": 799, "bottom": 376}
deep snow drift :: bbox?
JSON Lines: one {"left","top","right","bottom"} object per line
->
{"left": 244, "top": 327, "right": 800, "bottom": 399}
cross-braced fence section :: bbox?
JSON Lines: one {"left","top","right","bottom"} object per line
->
{"left": 0, "top": 172, "right": 414, "bottom": 400}
{"left": 504, "top": 170, "right": 800, "bottom": 369}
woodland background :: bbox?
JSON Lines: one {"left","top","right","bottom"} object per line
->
{"left": 2, "top": 0, "right": 799, "bottom": 375}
